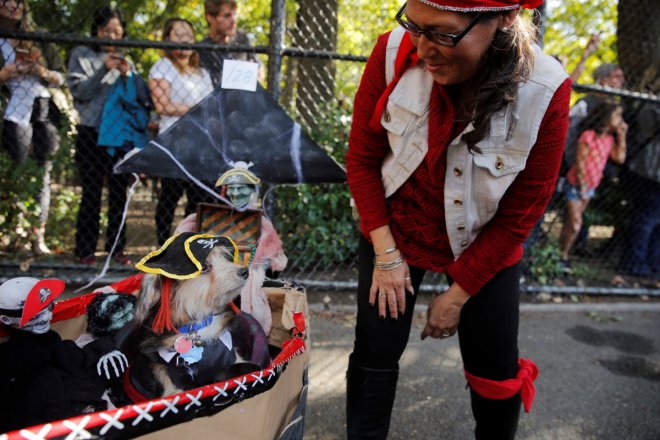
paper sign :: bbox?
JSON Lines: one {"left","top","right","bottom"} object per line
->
{"left": 221, "top": 59, "right": 259, "bottom": 92}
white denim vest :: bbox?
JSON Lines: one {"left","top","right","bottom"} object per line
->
{"left": 380, "top": 27, "right": 567, "bottom": 258}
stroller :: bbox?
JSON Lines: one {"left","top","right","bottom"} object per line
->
{"left": 0, "top": 274, "right": 309, "bottom": 439}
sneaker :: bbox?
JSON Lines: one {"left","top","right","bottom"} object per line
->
{"left": 113, "top": 252, "right": 133, "bottom": 266}
{"left": 79, "top": 255, "right": 96, "bottom": 266}
{"left": 559, "top": 259, "right": 572, "bottom": 274}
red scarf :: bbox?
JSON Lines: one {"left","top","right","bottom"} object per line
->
{"left": 465, "top": 358, "right": 539, "bottom": 412}
{"left": 369, "top": 32, "right": 420, "bottom": 132}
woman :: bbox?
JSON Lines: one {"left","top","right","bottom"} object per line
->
{"left": 148, "top": 17, "right": 214, "bottom": 246}
{"left": 67, "top": 7, "right": 133, "bottom": 266}
{"left": 559, "top": 100, "right": 627, "bottom": 268}
{"left": 345, "top": 1, "right": 570, "bottom": 439}
{"left": 0, "top": 0, "right": 65, "bottom": 255}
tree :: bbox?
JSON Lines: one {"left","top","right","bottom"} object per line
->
{"left": 617, "top": 0, "right": 660, "bottom": 90}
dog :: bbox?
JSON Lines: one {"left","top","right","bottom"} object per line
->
{"left": 122, "top": 233, "right": 271, "bottom": 401}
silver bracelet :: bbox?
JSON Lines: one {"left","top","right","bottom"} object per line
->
{"left": 374, "top": 246, "right": 398, "bottom": 257}
{"left": 373, "top": 256, "right": 404, "bottom": 271}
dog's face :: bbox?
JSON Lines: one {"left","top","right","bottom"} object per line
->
{"left": 134, "top": 246, "right": 248, "bottom": 328}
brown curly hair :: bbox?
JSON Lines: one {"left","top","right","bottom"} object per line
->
{"left": 461, "top": 11, "right": 537, "bottom": 153}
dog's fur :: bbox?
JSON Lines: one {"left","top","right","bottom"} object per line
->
{"left": 131, "top": 246, "right": 252, "bottom": 397}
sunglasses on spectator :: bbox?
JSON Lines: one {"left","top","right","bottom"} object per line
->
{"left": 395, "top": 2, "right": 483, "bottom": 47}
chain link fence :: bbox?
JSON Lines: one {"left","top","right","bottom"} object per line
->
{"left": 0, "top": 0, "right": 657, "bottom": 295}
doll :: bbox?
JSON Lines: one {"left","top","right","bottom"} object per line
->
{"left": 0, "top": 277, "right": 127, "bottom": 432}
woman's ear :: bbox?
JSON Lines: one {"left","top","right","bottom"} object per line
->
{"left": 499, "top": 10, "right": 517, "bottom": 31}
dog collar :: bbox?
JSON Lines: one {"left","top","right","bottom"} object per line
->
{"left": 178, "top": 314, "right": 214, "bottom": 334}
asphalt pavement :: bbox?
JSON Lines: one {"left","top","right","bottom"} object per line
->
{"left": 303, "top": 299, "right": 660, "bottom": 440}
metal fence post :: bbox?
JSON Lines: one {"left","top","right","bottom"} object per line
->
{"left": 268, "top": 0, "right": 286, "bottom": 100}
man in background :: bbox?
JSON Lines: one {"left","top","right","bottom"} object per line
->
{"left": 199, "top": 0, "right": 263, "bottom": 87}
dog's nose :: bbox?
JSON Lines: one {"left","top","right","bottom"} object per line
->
{"left": 238, "top": 267, "right": 249, "bottom": 279}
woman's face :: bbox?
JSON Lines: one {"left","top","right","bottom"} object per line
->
{"left": 609, "top": 106, "right": 624, "bottom": 129}
{"left": 167, "top": 20, "right": 194, "bottom": 60}
{"left": 97, "top": 17, "right": 123, "bottom": 40}
{"left": 404, "top": 1, "right": 511, "bottom": 86}
{"left": 0, "top": 0, "right": 24, "bottom": 21}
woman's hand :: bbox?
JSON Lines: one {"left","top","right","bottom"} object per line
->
{"left": 118, "top": 58, "right": 130, "bottom": 77}
{"left": 421, "top": 282, "right": 470, "bottom": 340}
{"left": 370, "top": 262, "right": 413, "bottom": 320}
{"left": 616, "top": 120, "right": 628, "bottom": 139}
{"left": 104, "top": 53, "right": 122, "bottom": 71}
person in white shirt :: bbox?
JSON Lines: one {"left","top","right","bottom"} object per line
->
{"left": 149, "top": 17, "right": 214, "bottom": 245}
{"left": 0, "top": 0, "right": 65, "bottom": 255}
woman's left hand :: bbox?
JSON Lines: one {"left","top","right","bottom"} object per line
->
{"left": 421, "top": 282, "right": 470, "bottom": 340}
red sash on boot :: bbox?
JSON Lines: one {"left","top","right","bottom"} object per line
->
{"left": 464, "top": 358, "right": 539, "bottom": 412}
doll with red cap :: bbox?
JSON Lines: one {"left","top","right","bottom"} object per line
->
{"left": 0, "top": 277, "right": 127, "bottom": 432}
{"left": 346, "top": 0, "right": 568, "bottom": 438}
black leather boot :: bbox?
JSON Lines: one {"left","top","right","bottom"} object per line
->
{"left": 470, "top": 388, "right": 522, "bottom": 440}
{"left": 346, "top": 357, "right": 399, "bottom": 440}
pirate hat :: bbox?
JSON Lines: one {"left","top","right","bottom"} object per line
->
{"left": 135, "top": 233, "right": 239, "bottom": 280}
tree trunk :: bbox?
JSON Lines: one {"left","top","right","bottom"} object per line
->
{"left": 617, "top": 0, "right": 660, "bottom": 90}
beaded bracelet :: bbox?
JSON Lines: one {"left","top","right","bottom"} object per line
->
{"left": 374, "top": 246, "right": 398, "bottom": 257}
{"left": 373, "top": 256, "right": 404, "bottom": 271}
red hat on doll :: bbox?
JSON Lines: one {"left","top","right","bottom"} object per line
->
{"left": 0, "top": 278, "right": 65, "bottom": 328}
{"left": 415, "top": 0, "right": 543, "bottom": 12}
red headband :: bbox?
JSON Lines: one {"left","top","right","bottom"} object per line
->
{"left": 416, "top": 0, "right": 543, "bottom": 12}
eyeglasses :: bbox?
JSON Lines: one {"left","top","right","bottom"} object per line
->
{"left": 395, "top": 2, "right": 483, "bottom": 47}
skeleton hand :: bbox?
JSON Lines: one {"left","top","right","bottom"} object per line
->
{"left": 93, "top": 285, "right": 117, "bottom": 294}
{"left": 97, "top": 350, "right": 129, "bottom": 379}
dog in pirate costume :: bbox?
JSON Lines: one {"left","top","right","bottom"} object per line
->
{"left": 0, "top": 278, "right": 127, "bottom": 432}
{"left": 123, "top": 232, "right": 270, "bottom": 401}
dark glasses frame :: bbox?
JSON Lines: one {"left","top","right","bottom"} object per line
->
{"left": 395, "top": 2, "right": 483, "bottom": 47}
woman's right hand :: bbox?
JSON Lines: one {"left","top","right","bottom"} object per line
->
{"left": 104, "top": 53, "right": 122, "bottom": 71}
{"left": 370, "top": 261, "right": 413, "bottom": 320}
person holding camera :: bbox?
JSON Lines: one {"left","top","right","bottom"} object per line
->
{"left": 67, "top": 7, "right": 136, "bottom": 266}
{"left": 0, "top": 0, "right": 66, "bottom": 255}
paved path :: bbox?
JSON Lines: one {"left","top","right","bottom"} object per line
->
{"left": 304, "top": 303, "right": 660, "bottom": 439}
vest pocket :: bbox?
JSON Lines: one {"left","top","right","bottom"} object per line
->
{"left": 472, "top": 151, "right": 527, "bottom": 220}
{"left": 381, "top": 101, "right": 415, "bottom": 136}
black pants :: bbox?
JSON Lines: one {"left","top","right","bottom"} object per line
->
{"left": 1, "top": 97, "right": 60, "bottom": 226}
{"left": 351, "top": 236, "right": 522, "bottom": 437}
{"left": 155, "top": 178, "right": 211, "bottom": 246}
{"left": 74, "top": 125, "right": 130, "bottom": 258}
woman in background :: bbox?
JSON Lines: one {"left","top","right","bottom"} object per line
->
{"left": 67, "top": 6, "right": 133, "bottom": 266}
{"left": 0, "top": 0, "right": 65, "bottom": 255}
{"left": 149, "top": 17, "right": 214, "bottom": 245}
{"left": 559, "top": 99, "right": 627, "bottom": 268}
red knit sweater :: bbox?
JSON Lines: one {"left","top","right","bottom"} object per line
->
{"left": 346, "top": 33, "right": 571, "bottom": 295}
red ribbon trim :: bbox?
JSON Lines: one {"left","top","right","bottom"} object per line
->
{"left": 464, "top": 358, "right": 539, "bottom": 412}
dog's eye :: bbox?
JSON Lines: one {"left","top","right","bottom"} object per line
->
{"left": 201, "top": 264, "right": 212, "bottom": 274}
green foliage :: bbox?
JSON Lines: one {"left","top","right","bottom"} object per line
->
{"left": 523, "top": 242, "right": 563, "bottom": 285}
{"left": 275, "top": 100, "right": 357, "bottom": 267}
{"left": 0, "top": 153, "right": 42, "bottom": 246}
{"left": 544, "top": 0, "right": 618, "bottom": 86}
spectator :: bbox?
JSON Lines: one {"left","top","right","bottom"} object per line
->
{"left": 67, "top": 7, "right": 134, "bottom": 266}
{"left": 0, "top": 0, "right": 65, "bottom": 255}
{"left": 558, "top": 62, "right": 626, "bottom": 256}
{"left": 616, "top": 73, "right": 659, "bottom": 280}
{"left": 559, "top": 99, "right": 627, "bottom": 270}
{"left": 149, "top": 17, "right": 214, "bottom": 246}
{"left": 199, "top": 0, "right": 262, "bottom": 87}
